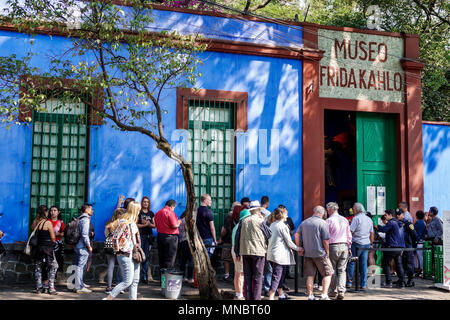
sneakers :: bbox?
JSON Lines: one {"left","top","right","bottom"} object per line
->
{"left": 320, "top": 294, "right": 331, "bottom": 300}
{"left": 346, "top": 281, "right": 353, "bottom": 288}
{"left": 313, "top": 283, "right": 319, "bottom": 289}
{"left": 34, "top": 287, "right": 43, "bottom": 294}
{"left": 308, "top": 294, "right": 315, "bottom": 300}
{"left": 234, "top": 296, "right": 245, "bottom": 300}
{"left": 105, "top": 287, "right": 112, "bottom": 294}
{"left": 406, "top": 280, "right": 415, "bottom": 287}
{"left": 48, "top": 288, "right": 58, "bottom": 295}
{"left": 282, "top": 285, "right": 290, "bottom": 292}
{"left": 328, "top": 291, "right": 337, "bottom": 298}
{"left": 278, "top": 293, "right": 290, "bottom": 300}
{"left": 76, "top": 287, "right": 92, "bottom": 294}
{"left": 396, "top": 281, "right": 405, "bottom": 289}
{"left": 223, "top": 275, "right": 231, "bottom": 282}
{"left": 336, "top": 292, "right": 345, "bottom": 300}
{"left": 381, "top": 282, "right": 393, "bottom": 288}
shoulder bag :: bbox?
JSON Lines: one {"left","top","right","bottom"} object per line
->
{"left": 24, "top": 220, "right": 45, "bottom": 256}
{"left": 131, "top": 224, "right": 146, "bottom": 263}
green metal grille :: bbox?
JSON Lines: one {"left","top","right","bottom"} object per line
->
{"left": 185, "top": 96, "right": 239, "bottom": 238}
{"left": 29, "top": 97, "right": 89, "bottom": 232}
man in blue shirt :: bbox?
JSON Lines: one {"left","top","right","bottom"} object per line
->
{"left": 375, "top": 209, "right": 405, "bottom": 288}
{"left": 74, "top": 203, "right": 94, "bottom": 293}
{"left": 398, "top": 202, "right": 413, "bottom": 224}
{"left": 196, "top": 194, "right": 217, "bottom": 257}
{"left": 397, "top": 209, "right": 418, "bottom": 287}
{"left": 347, "top": 203, "right": 374, "bottom": 290}
{"left": 414, "top": 210, "right": 427, "bottom": 276}
{"left": 426, "top": 207, "right": 443, "bottom": 245}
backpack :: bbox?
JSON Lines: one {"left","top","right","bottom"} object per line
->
{"left": 64, "top": 216, "right": 88, "bottom": 245}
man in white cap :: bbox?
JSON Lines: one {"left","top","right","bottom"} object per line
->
{"left": 234, "top": 200, "right": 268, "bottom": 300}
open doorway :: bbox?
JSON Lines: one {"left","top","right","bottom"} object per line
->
{"left": 324, "top": 110, "right": 356, "bottom": 217}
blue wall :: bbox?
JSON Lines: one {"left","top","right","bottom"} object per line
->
{"left": 0, "top": 14, "right": 304, "bottom": 242}
{"left": 423, "top": 123, "right": 450, "bottom": 217}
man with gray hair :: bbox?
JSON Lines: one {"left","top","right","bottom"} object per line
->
{"left": 346, "top": 203, "right": 374, "bottom": 290}
{"left": 295, "top": 206, "right": 334, "bottom": 300}
{"left": 326, "top": 202, "right": 352, "bottom": 299}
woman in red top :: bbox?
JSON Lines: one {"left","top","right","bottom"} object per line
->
{"left": 48, "top": 206, "right": 65, "bottom": 276}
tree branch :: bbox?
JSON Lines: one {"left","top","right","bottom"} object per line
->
{"left": 250, "top": 0, "right": 272, "bottom": 12}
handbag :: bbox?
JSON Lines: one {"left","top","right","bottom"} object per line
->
{"left": 131, "top": 225, "right": 145, "bottom": 264}
{"left": 104, "top": 231, "right": 115, "bottom": 255}
{"left": 24, "top": 220, "right": 45, "bottom": 256}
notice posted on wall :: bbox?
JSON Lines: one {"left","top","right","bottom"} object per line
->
{"left": 366, "top": 186, "right": 376, "bottom": 216}
{"left": 443, "top": 211, "right": 450, "bottom": 286}
{"left": 376, "top": 186, "right": 386, "bottom": 217}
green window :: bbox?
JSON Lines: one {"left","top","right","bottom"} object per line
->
{"left": 186, "top": 97, "right": 236, "bottom": 238}
{"left": 29, "top": 98, "right": 89, "bottom": 230}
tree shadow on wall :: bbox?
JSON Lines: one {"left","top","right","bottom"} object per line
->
{"left": 423, "top": 124, "right": 450, "bottom": 175}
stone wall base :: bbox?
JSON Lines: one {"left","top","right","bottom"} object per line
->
{"left": 0, "top": 242, "right": 225, "bottom": 285}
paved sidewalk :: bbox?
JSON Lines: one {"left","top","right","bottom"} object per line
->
{"left": 0, "top": 276, "right": 448, "bottom": 300}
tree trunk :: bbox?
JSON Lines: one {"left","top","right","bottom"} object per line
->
{"left": 157, "top": 141, "right": 221, "bottom": 300}
{"left": 180, "top": 162, "right": 221, "bottom": 300}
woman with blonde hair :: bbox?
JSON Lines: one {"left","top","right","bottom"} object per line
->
{"left": 103, "top": 207, "right": 126, "bottom": 294}
{"left": 103, "top": 201, "right": 142, "bottom": 300}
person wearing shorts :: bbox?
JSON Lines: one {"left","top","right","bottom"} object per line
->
{"left": 295, "top": 206, "right": 334, "bottom": 300}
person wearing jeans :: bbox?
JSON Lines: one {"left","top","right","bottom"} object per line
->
{"left": 74, "top": 203, "right": 94, "bottom": 293}
{"left": 414, "top": 210, "right": 426, "bottom": 276}
{"left": 104, "top": 201, "right": 142, "bottom": 300}
{"left": 196, "top": 194, "right": 217, "bottom": 258}
{"left": 262, "top": 261, "right": 273, "bottom": 296}
{"left": 347, "top": 242, "right": 371, "bottom": 287}
{"left": 346, "top": 203, "right": 374, "bottom": 290}
{"left": 109, "top": 254, "right": 140, "bottom": 299}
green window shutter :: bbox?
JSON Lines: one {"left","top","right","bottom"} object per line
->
{"left": 29, "top": 97, "right": 89, "bottom": 233}
{"left": 187, "top": 97, "right": 237, "bottom": 239}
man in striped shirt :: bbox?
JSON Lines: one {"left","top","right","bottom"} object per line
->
{"left": 326, "top": 202, "right": 352, "bottom": 300}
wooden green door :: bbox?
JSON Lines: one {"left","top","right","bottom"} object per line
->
{"left": 356, "top": 112, "right": 397, "bottom": 217}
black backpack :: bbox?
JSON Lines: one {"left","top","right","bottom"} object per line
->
{"left": 64, "top": 216, "right": 87, "bottom": 245}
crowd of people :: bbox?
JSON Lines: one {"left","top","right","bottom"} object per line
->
{"left": 24, "top": 193, "right": 443, "bottom": 300}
